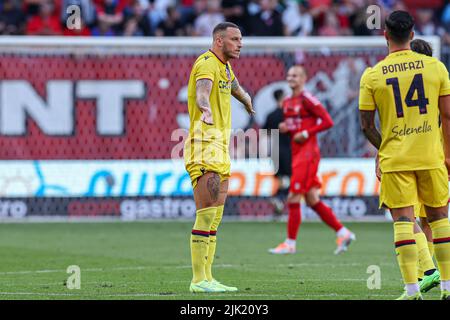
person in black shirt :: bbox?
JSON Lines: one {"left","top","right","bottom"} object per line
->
{"left": 248, "top": 0, "right": 284, "bottom": 36}
{"left": 263, "top": 89, "right": 291, "bottom": 217}
{"left": 0, "top": 0, "right": 25, "bottom": 35}
{"left": 221, "top": 0, "right": 249, "bottom": 35}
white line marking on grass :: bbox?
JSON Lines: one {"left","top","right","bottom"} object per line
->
{"left": 165, "top": 278, "right": 367, "bottom": 283}
{"left": 0, "top": 264, "right": 234, "bottom": 276}
{"left": 277, "top": 263, "right": 395, "bottom": 267}
{"left": 0, "top": 262, "right": 395, "bottom": 276}
{"left": 0, "top": 292, "right": 80, "bottom": 296}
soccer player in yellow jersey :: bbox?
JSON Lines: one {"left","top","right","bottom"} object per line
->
{"left": 374, "top": 39, "right": 441, "bottom": 295}
{"left": 359, "top": 11, "right": 450, "bottom": 300}
{"left": 184, "top": 22, "right": 255, "bottom": 293}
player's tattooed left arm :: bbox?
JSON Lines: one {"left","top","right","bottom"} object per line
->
{"left": 359, "top": 110, "right": 381, "bottom": 149}
{"left": 231, "top": 77, "right": 255, "bottom": 115}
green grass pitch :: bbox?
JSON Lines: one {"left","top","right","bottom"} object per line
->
{"left": 0, "top": 221, "right": 442, "bottom": 300}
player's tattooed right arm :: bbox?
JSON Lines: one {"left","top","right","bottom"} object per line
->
{"left": 359, "top": 110, "right": 381, "bottom": 149}
{"left": 196, "top": 79, "right": 213, "bottom": 124}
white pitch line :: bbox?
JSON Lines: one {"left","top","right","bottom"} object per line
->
{"left": 0, "top": 264, "right": 235, "bottom": 276}
{"left": 0, "top": 262, "right": 396, "bottom": 276}
{"left": 164, "top": 278, "right": 367, "bottom": 283}
{"left": 0, "top": 278, "right": 378, "bottom": 288}
{"left": 276, "top": 263, "right": 395, "bottom": 267}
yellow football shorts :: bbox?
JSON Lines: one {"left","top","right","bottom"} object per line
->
{"left": 184, "top": 136, "right": 231, "bottom": 189}
{"left": 380, "top": 165, "right": 449, "bottom": 209}
{"left": 413, "top": 202, "right": 427, "bottom": 218}
{"left": 185, "top": 162, "right": 230, "bottom": 189}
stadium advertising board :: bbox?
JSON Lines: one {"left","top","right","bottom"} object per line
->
{"left": 0, "top": 158, "right": 378, "bottom": 197}
{"left": 0, "top": 196, "right": 384, "bottom": 220}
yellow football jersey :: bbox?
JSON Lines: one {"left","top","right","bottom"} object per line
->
{"left": 184, "top": 50, "right": 235, "bottom": 169}
{"left": 359, "top": 49, "right": 450, "bottom": 172}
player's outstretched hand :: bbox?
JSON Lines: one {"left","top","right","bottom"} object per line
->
{"left": 245, "top": 102, "right": 256, "bottom": 116}
{"left": 293, "top": 130, "right": 309, "bottom": 144}
{"left": 375, "top": 152, "right": 381, "bottom": 182}
{"left": 200, "top": 108, "right": 213, "bottom": 125}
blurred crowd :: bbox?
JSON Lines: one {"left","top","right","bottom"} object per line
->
{"left": 1, "top": 0, "right": 450, "bottom": 42}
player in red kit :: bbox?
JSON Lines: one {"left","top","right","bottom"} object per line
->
{"left": 269, "top": 65, "right": 356, "bottom": 255}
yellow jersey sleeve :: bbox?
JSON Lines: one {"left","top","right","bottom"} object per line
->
{"left": 438, "top": 61, "right": 450, "bottom": 96}
{"left": 194, "top": 58, "right": 215, "bottom": 82}
{"left": 359, "top": 67, "right": 376, "bottom": 111}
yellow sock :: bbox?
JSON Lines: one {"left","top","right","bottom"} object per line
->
{"left": 417, "top": 261, "right": 423, "bottom": 280}
{"left": 428, "top": 241, "right": 434, "bottom": 259}
{"left": 206, "top": 205, "right": 224, "bottom": 282}
{"left": 415, "top": 232, "right": 435, "bottom": 279}
{"left": 191, "top": 206, "right": 216, "bottom": 283}
{"left": 430, "top": 218, "right": 450, "bottom": 281}
{"left": 394, "top": 222, "right": 418, "bottom": 284}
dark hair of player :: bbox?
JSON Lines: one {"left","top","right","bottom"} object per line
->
{"left": 213, "top": 22, "right": 240, "bottom": 37}
{"left": 410, "top": 39, "right": 433, "bottom": 57}
{"left": 273, "top": 89, "right": 284, "bottom": 101}
{"left": 385, "top": 11, "right": 415, "bottom": 44}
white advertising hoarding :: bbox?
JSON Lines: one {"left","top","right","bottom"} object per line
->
{"left": 0, "top": 158, "right": 378, "bottom": 197}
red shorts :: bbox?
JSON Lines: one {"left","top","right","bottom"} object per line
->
{"left": 289, "top": 158, "right": 322, "bottom": 194}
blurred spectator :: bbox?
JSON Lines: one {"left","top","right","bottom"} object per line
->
{"left": 193, "top": 0, "right": 224, "bottom": 36}
{"left": 180, "top": 0, "right": 206, "bottom": 35}
{"left": 222, "top": 0, "right": 249, "bottom": 35}
{"left": 26, "top": 0, "right": 63, "bottom": 35}
{"left": 94, "top": 0, "right": 127, "bottom": 34}
{"left": 318, "top": 11, "right": 340, "bottom": 36}
{"left": 148, "top": 0, "right": 177, "bottom": 31}
{"left": 414, "top": 8, "right": 444, "bottom": 36}
{"left": 61, "top": 0, "right": 96, "bottom": 27}
{"left": 0, "top": 0, "right": 26, "bottom": 35}
{"left": 123, "top": 0, "right": 153, "bottom": 36}
{"left": 349, "top": 1, "right": 373, "bottom": 36}
{"left": 247, "top": 0, "right": 261, "bottom": 16}
{"left": 91, "top": 19, "right": 116, "bottom": 35}
{"left": 441, "top": 1, "right": 450, "bottom": 44}
{"left": 377, "top": 0, "right": 397, "bottom": 11}
{"left": 155, "top": 6, "right": 185, "bottom": 36}
{"left": 391, "top": 0, "right": 408, "bottom": 11}
{"left": 153, "top": 0, "right": 176, "bottom": 13}
{"left": 308, "top": 0, "right": 331, "bottom": 23}
{"left": 24, "top": 0, "right": 48, "bottom": 16}
{"left": 282, "top": 0, "right": 313, "bottom": 36}
{"left": 248, "top": 0, "right": 284, "bottom": 36}
{"left": 332, "top": 0, "right": 353, "bottom": 35}
{"left": 181, "top": 0, "right": 194, "bottom": 5}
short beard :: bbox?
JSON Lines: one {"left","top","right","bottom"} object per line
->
{"left": 223, "top": 47, "right": 236, "bottom": 60}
